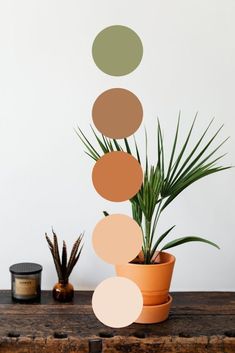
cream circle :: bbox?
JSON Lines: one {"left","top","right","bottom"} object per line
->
{"left": 92, "top": 214, "right": 143, "bottom": 265}
{"left": 92, "top": 277, "right": 143, "bottom": 328}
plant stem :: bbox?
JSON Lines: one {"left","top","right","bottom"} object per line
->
{"left": 149, "top": 200, "right": 163, "bottom": 261}
{"left": 144, "top": 218, "right": 152, "bottom": 263}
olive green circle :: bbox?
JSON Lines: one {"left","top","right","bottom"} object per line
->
{"left": 92, "top": 25, "right": 143, "bottom": 76}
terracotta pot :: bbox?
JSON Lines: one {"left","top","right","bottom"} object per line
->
{"left": 115, "top": 252, "right": 175, "bottom": 323}
{"left": 116, "top": 252, "right": 175, "bottom": 305}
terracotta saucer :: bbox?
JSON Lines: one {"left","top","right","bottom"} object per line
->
{"left": 135, "top": 294, "right": 173, "bottom": 324}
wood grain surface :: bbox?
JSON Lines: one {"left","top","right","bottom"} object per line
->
{"left": 0, "top": 291, "right": 234, "bottom": 353}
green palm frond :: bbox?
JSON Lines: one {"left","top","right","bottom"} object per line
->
{"left": 161, "top": 236, "right": 220, "bottom": 251}
{"left": 149, "top": 225, "right": 176, "bottom": 261}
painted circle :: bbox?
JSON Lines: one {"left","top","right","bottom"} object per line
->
{"left": 92, "top": 277, "right": 143, "bottom": 328}
{"left": 92, "top": 151, "right": 143, "bottom": 202}
{"left": 92, "top": 214, "right": 143, "bottom": 265}
{"left": 92, "top": 88, "right": 143, "bottom": 139}
{"left": 92, "top": 25, "right": 143, "bottom": 76}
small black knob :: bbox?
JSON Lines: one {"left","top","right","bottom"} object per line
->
{"left": 89, "top": 338, "right": 103, "bottom": 353}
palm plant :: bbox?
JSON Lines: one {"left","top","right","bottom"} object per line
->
{"left": 76, "top": 115, "right": 231, "bottom": 264}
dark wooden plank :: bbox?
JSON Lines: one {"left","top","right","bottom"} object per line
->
{"left": 1, "top": 291, "right": 234, "bottom": 314}
{"left": 0, "top": 336, "right": 234, "bottom": 353}
{"left": 0, "top": 291, "right": 234, "bottom": 353}
{"left": 0, "top": 289, "right": 91, "bottom": 305}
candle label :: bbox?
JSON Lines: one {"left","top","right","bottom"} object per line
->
{"left": 15, "top": 278, "right": 37, "bottom": 296}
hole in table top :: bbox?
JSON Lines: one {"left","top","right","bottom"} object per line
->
{"left": 178, "top": 332, "right": 192, "bottom": 338}
{"left": 224, "top": 330, "right": 235, "bottom": 337}
{"left": 53, "top": 332, "right": 68, "bottom": 339}
{"left": 133, "top": 331, "right": 146, "bottom": 339}
{"left": 7, "top": 331, "right": 20, "bottom": 338}
{"left": 99, "top": 331, "right": 114, "bottom": 338}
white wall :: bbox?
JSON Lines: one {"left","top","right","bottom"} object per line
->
{"left": 0, "top": 0, "right": 234, "bottom": 291}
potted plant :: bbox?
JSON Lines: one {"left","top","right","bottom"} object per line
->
{"left": 76, "top": 116, "right": 230, "bottom": 323}
{"left": 45, "top": 229, "right": 84, "bottom": 302}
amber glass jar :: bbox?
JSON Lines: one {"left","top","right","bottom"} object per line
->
{"left": 53, "top": 280, "right": 74, "bottom": 302}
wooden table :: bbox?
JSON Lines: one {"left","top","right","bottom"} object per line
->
{"left": 0, "top": 291, "right": 234, "bottom": 353}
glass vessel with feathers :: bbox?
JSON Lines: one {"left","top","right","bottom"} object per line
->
{"left": 45, "top": 229, "right": 83, "bottom": 302}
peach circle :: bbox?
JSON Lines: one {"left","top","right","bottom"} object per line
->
{"left": 92, "top": 88, "right": 143, "bottom": 139}
{"left": 92, "top": 151, "right": 143, "bottom": 202}
{"left": 92, "top": 214, "right": 143, "bottom": 265}
{"left": 92, "top": 277, "right": 143, "bottom": 328}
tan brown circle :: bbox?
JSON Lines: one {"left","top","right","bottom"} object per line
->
{"left": 93, "top": 214, "right": 143, "bottom": 265}
{"left": 92, "top": 151, "right": 143, "bottom": 202}
{"left": 92, "top": 277, "right": 143, "bottom": 328}
{"left": 92, "top": 88, "right": 143, "bottom": 139}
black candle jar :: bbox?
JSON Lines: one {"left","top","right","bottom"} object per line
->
{"left": 9, "top": 263, "right": 42, "bottom": 302}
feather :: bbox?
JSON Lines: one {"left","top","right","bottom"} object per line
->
{"left": 62, "top": 240, "right": 67, "bottom": 279}
{"left": 45, "top": 230, "right": 83, "bottom": 282}
{"left": 67, "top": 233, "right": 83, "bottom": 275}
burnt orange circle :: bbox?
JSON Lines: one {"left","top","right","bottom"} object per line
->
{"left": 92, "top": 88, "right": 143, "bottom": 139}
{"left": 92, "top": 151, "right": 143, "bottom": 202}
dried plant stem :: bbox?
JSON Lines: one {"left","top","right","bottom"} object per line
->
{"left": 45, "top": 231, "right": 83, "bottom": 282}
